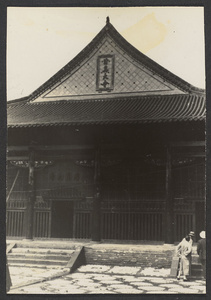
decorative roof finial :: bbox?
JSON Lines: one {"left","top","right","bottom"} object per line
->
{"left": 106, "top": 16, "right": 110, "bottom": 24}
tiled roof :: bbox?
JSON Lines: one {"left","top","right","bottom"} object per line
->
{"left": 7, "top": 94, "right": 205, "bottom": 128}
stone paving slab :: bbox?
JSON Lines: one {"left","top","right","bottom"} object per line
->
{"left": 140, "top": 267, "right": 169, "bottom": 277}
{"left": 78, "top": 265, "right": 111, "bottom": 273}
{"left": 131, "top": 282, "right": 153, "bottom": 287}
{"left": 70, "top": 273, "right": 94, "bottom": 279}
{"left": 91, "top": 274, "right": 115, "bottom": 280}
{"left": 98, "top": 279, "right": 122, "bottom": 284}
{"left": 107, "top": 266, "right": 140, "bottom": 275}
{"left": 147, "top": 291, "right": 176, "bottom": 294}
{"left": 109, "top": 288, "right": 141, "bottom": 293}
{"left": 160, "top": 283, "right": 183, "bottom": 288}
{"left": 168, "top": 287, "right": 203, "bottom": 293}
{"left": 178, "top": 281, "right": 201, "bottom": 286}
{"left": 148, "top": 278, "right": 173, "bottom": 284}
{"left": 139, "top": 286, "right": 166, "bottom": 291}
{"left": 8, "top": 264, "right": 206, "bottom": 294}
{"left": 191, "top": 285, "right": 206, "bottom": 290}
{"left": 118, "top": 275, "right": 148, "bottom": 282}
{"left": 9, "top": 266, "right": 70, "bottom": 290}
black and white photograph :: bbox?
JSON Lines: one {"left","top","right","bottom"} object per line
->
{"left": 6, "top": 6, "right": 206, "bottom": 294}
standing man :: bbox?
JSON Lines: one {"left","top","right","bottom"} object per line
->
{"left": 176, "top": 235, "right": 192, "bottom": 281}
{"left": 180, "top": 231, "right": 194, "bottom": 275}
{"left": 197, "top": 231, "right": 206, "bottom": 279}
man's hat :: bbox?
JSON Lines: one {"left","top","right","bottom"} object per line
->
{"left": 189, "top": 231, "right": 195, "bottom": 236}
{"left": 199, "top": 231, "right": 206, "bottom": 239}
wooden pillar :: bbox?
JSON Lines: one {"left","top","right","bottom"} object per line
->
{"left": 25, "top": 147, "right": 36, "bottom": 239}
{"left": 165, "top": 146, "right": 174, "bottom": 243}
{"left": 91, "top": 147, "right": 101, "bottom": 242}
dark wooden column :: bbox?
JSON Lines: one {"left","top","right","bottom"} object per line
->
{"left": 91, "top": 147, "right": 101, "bottom": 241}
{"left": 165, "top": 146, "right": 174, "bottom": 243}
{"left": 25, "top": 147, "right": 36, "bottom": 239}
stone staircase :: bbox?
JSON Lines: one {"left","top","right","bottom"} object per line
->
{"left": 7, "top": 241, "right": 82, "bottom": 269}
{"left": 7, "top": 240, "right": 87, "bottom": 290}
{"left": 7, "top": 240, "right": 203, "bottom": 279}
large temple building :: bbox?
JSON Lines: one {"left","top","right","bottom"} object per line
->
{"left": 7, "top": 18, "right": 205, "bottom": 243}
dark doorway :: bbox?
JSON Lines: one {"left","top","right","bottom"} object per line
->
{"left": 51, "top": 201, "right": 74, "bottom": 238}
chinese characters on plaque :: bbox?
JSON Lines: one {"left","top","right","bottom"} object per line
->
{"left": 96, "top": 55, "right": 115, "bottom": 91}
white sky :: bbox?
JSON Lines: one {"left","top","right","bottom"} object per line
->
{"left": 7, "top": 7, "right": 205, "bottom": 101}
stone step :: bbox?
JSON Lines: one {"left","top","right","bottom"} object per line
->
{"left": 191, "top": 263, "right": 202, "bottom": 270}
{"left": 192, "top": 255, "right": 200, "bottom": 263}
{"left": 8, "top": 253, "right": 71, "bottom": 261}
{"left": 191, "top": 269, "right": 203, "bottom": 276}
{"left": 8, "top": 257, "right": 68, "bottom": 266}
{"left": 189, "top": 277, "right": 204, "bottom": 281}
{"left": 191, "top": 263, "right": 203, "bottom": 277}
{"left": 14, "top": 241, "right": 83, "bottom": 250}
{"left": 11, "top": 247, "right": 74, "bottom": 255}
{"left": 8, "top": 263, "right": 63, "bottom": 269}
{"left": 7, "top": 242, "right": 79, "bottom": 270}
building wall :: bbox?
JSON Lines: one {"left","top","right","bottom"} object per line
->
{"left": 6, "top": 155, "right": 205, "bottom": 241}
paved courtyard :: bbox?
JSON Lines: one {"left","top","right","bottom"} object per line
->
{"left": 8, "top": 264, "right": 206, "bottom": 294}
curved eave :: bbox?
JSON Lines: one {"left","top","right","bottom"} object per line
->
{"left": 7, "top": 96, "right": 30, "bottom": 105}
{"left": 8, "top": 117, "right": 205, "bottom": 129}
{"left": 7, "top": 94, "right": 206, "bottom": 128}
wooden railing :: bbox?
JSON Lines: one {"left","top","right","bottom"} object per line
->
{"left": 6, "top": 199, "right": 52, "bottom": 238}
{"left": 73, "top": 200, "right": 165, "bottom": 241}
{"left": 101, "top": 200, "right": 165, "bottom": 241}
{"left": 73, "top": 212, "right": 91, "bottom": 238}
{"left": 33, "top": 211, "right": 51, "bottom": 238}
{"left": 173, "top": 199, "right": 195, "bottom": 241}
{"left": 6, "top": 200, "right": 26, "bottom": 237}
{"left": 101, "top": 211, "right": 164, "bottom": 240}
{"left": 74, "top": 201, "right": 92, "bottom": 238}
{"left": 6, "top": 198, "right": 202, "bottom": 242}
{"left": 174, "top": 213, "right": 194, "bottom": 242}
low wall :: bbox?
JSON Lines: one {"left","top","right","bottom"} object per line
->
{"left": 84, "top": 244, "right": 175, "bottom": 268}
